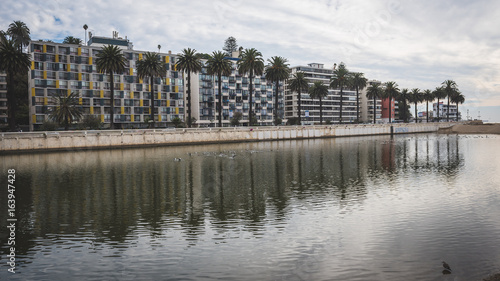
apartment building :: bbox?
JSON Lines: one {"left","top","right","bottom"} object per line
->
{"left": 433, "top": 102, "right": 461, "bottom": 121}
{"left": 190, "top": 51, "right": 281, "bottom": 127}
{"left": 28, "top": 34, "right": 184, "bottom": 130}
{"left": 285, "top": 63, "right": 358, "bottom": 124}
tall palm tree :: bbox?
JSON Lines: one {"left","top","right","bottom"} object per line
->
{"left": 410, "top": 88, "right": 423, "bottom": 123}
{"left": 350, "top": 72, "right": 367, "bottom": 123}
{"left": 308, "top": 81, "right": 329, "bottom": 125}
{"left": 432, "top": 87, "right": 446, "bottom": 121}
{"left": 83, "top": 24, "right": 88, "bottom": 45}
{"left": 422, "top": 89, "right": 434, "bottom": 123}
{"left": 383, "top": 81, "right": 399, "bottom": 123}
{"left": 95, "top": 45, "right": 127, "bottom": 129}
{"left": 366, "top": 82, "right": 382, "bottom": 124}
{"left": 0, "top": 39, "right": 30, "bottom": 131}
{"left": 238, "top": 48, "right": 264, "bottom": 126}
{"left": 452, "top": 92, "right": 465, "bottom": 121}
{"left": 288, "top": 71, "right": 309, "bottom": 125}
{"left": 265, "top": 56, "right": 290, "bottom": 125}
{"left": 176, "top": 48, "right": 202, "bottom": 128}
{"left": 137, "top": 52, "right": 165, "bottom": 128}
{"left": 399, "top": 88, "right": 410, "bottom": 123}
{"left": 206, "top": 51, "right": 232, "bottom": 127}
{"left": 7, "top": 21, "right": 30, "bottom": 51}
{"left": 441, "top": 80, "right": 459, "bottom": 122}
{"left": 49, "top": 92, "right": 83, "bottom": 130}
{"left": 330, "top": 63, "right": 350, "bottom": 124}
{"left": 62, "top": 36, "right": 82, "bottom": 45}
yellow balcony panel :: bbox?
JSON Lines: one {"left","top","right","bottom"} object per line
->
{"left": 167, "top": 100, "right": 170, "bottom": 107}
{"left": 131, "top": 114, "right": 134, "bottom": 122}
{"left": 100, "top": 90, "right": 104, "bottom": 98}
{"left": 31, "top": 61, "right": 35, "bottom": 70}
{"left": 43, "top": 71, "right": 47, "bottom": 79}
{"left": 166, "top": 78, "right": 170, "bottom": 85}
{"left": 129, "top": 68, "right": 133, "bottom": 75}
{"left": 158, "top": 114, "right": 162, "bottom": 122}
{"left": 67, "top": 89, "right": 71, "bottom": 96}
{"left": 139, "top": 78, "right": 143, "bottom": 84}
{"left": 89, "top": 81, "right": 93, "bottom": 89}
{"left": 89, "top": 57, "right": 93, "bottom": 65}
{"left": 165, "top": 56, "right": 170, "bottom": 63}
{"left": 130, "top": 92, "right": 134, "bottom": 99}
{"left": 56, "top": 80, "right": 60, "bottom": 88}
{"left": 158, "top": 92, "right": 161, "bottom": 100}
{"left": 44, "top": 97, "right": 48, "bottom": 105}
{"left": 175, "top": 107, "right": 179, "bottom": 114}
{"left": 149, "top": 108, "right": 151, "bottom": 114}
{"left": 90, "top": 106, "right": 94, "bottom": 114}
{"left": 174, "top": 64, "right": 177, "bottom": 71}
{"left": 121, "top": 106, "right": 124, "bottom": 114}
{"left": 148, "top": 84, "right": 151, "bottom": 91}
{"left": 43, "top": 45, "right": 47, "bottom": 53}
{"left": 77, "top": 48, "right": 82, "bottom": 56}
{"left": 68, "top": 64, "right": 71, "bottom": 72}
{"left": 174, "top": 86, "right": 178, "bottom": 93}
{"left": 138, "top": 53, "right": 143, "bottom": 60}
{"left": 120, "top": 83, "right": 124, "bottom": 91}
{"left": 78, "top": 73, "right": 82, "bottom": 81}
{"left": 32, "top": 115, "right": 36, "bottom": 124}
{"left": 79, "top": 98, "right": 82, "bottom": 105}
{"left": 31, "top": 88, "right": 35, "bottom": 97}
{"left": 55, "top": 54, "right": 59, "bottom": 63}
{"left": 140, "top": 99, "right": 143, "bottom": 107}
{"left": 101, "top": 114, "right": 104, "bottom": 122}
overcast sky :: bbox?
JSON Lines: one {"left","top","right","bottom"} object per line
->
{"left": 2, "top": 0, "right": 499, "bottom": 121}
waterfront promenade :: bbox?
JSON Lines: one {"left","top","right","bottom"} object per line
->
{"left": 0, "top": 123, "right": 453, "bottom": 153}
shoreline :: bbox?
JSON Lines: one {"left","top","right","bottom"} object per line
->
{"left": 438, "top": 122, "right": 500, "bottom": 134}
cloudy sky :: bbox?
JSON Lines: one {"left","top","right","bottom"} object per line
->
{"left": 2, "top": 0, "right": 499, "bottom": 121}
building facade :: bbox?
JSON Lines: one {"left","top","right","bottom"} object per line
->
{"left": 28, "top": 35, "right": 185, "bottom": 130}
{"left": 285, "top": 63, "right": 358, "bottom": 124}
{"left": 433, "top": 102, "right": 460, "bottom": 121}
{"left": 191, "top": 51, "right": 281, "bottom": 127}
{"left": 359, "top": 80, "right": 383, "bottom": 123}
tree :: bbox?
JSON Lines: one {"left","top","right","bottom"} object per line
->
{"left": 62, "top": 36, "right": 82, "bottom": 45}
{"left": 409, "top": 88, "right": 423, "bottom": 123}
{"left": 137, "top": 52, "right": 166, "bottom": 128}
{"left": 350, "top": 72, "right": 367, "bottom": 123}
{"left": 308, "top": 81, "right": 329, "bottom": 125}
{"left": 441, "top": 80, "right": 459, "bottom": 122}
{"left": 176, "top": 48, "right": 202, "bottom": 128}
{"left": 330, "top": 63, "right": 350, "bottom": 124}
{"left": 383, "top": 81, "right": 399, "bottom": 123}
{"left": 231, "top": 111, "right": 243, "bottom": 126}
{"left": 398, "top": 88, "right": 410, "bottom": 123}
{"left": 206, "top": 51, "right": 232, "bottom": 127}
{"left": 49, "top": 92, "right": 83, "bottom": 130}
{"left": 265, "top": 56, "right": 290, "bottom": 126}
{"left": 7, "top": 20, "right": 30, "bottom": 51}
{"left": 223, "top": 36, "right": 238, "bottom": 56}
{"left": 366, "top": 82, "right": 382, "bottom": 124}
{"left": 0, "top": 39, "right": 31, "bottom": 131}
{"left": 422, "top": 89, "right": 434, "bottom": 123}
{"left": 288, "top": 71, "right": 309, "bottom": 125}
{"left": 95, "top": 45, "right": 127, "bottom": 129}
{"left": 432, "top": 87, "right": 446, "bottom": 121}
{"left": 451, "top": 92, "right": 465, "bottom": 121}
{"left": 238, "top": 48, "right": 264, "bottom": 126}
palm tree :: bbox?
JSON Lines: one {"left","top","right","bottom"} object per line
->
{"left": 350, "top": 72, "right": 367, "bottom": 123}
{"left": 452, "top": 92, "right": 465, "bottom": 121}
{"left": 442, "top": 80, "right": 459, "bottom": 122}
{"left": 49, "top": 92, "right": 83, "bottom": 130}
{"left": 95, "top": 45, "right": 127, "bottom": 129}
{"left": 399, "top": 88, "right": 410, "bottom": 123}
{"left": 83, "top": 24, "right": 88, "bottom": 45}
{"left": 62, "top": 36, "right": 82, "bottom": 45}
{"left": 383, "top": 81, "right": 399, "bottom": 123}
{"left": 137, "top": 52, "right": 165, "bottom": 128}
{"left": 206, "top": 51, "right": 232, "bottom": 127}
{"left": 0, "top": 39, "right": 31, "bottom": 131}
{"left": 7, "top": 21, "right": 30, "bottom": 51}
{"left": 308, "top": 81, "right": 329, "bottom": 125}
{"left": 366, "top": 82, "right": 382, "bottom": 124}
{"left": 265, "top": 56, "right": 290, "bottom": 125}
{"left": 433, "top": 87, "right": 446, "bottom": 121}
{"left": 288, "top": 71, "right": 309, "bottom": 125}
{"left": 238, "top": 48, "right": 264, "bottom": 126}
{"left": 330, "top": 63, "right": 350, "bottom": 124}
{"left": 176, "top": 48, "right": 202, "bottom": 128}
{"left": 422, "top": 89, "right": 434, "bottom": 123}
{"left": 410, "top": 88, "right": 423, "bottom": 123}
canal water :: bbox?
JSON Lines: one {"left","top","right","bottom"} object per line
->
{"left": 1, "top": 134, "right": 499, "bottom": 281}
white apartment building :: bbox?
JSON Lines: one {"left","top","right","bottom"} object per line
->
{"left": 433, "top": 102, "right": 461, "bottom": 121}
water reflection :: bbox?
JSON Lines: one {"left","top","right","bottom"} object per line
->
{"left": 2, "top": 134, "right": 497, "bottom": 281}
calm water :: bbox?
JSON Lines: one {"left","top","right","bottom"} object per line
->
{"left": 1, "top": 134, "right": 500, "bottom": 281}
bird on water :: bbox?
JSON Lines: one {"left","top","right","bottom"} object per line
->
{"left": 442, "top": 261, "right": 452, "bottom": 274}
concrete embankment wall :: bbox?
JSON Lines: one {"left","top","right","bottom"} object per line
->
{"left": 0, "top": 123, "right": 453, "bottom": 154}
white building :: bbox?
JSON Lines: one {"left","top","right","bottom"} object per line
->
{"left": 433, "top": 102, "right": 461, "bottom": 121}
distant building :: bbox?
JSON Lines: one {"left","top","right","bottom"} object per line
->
{"left": 433, "top": 102, "right": 460, "bottom": 121}
{"left": 28, "top": 33, "right": 184, "bottom": 130}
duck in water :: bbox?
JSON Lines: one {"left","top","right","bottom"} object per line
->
{"left": 442, "top": 261, "right": 452, "bottom": 274}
